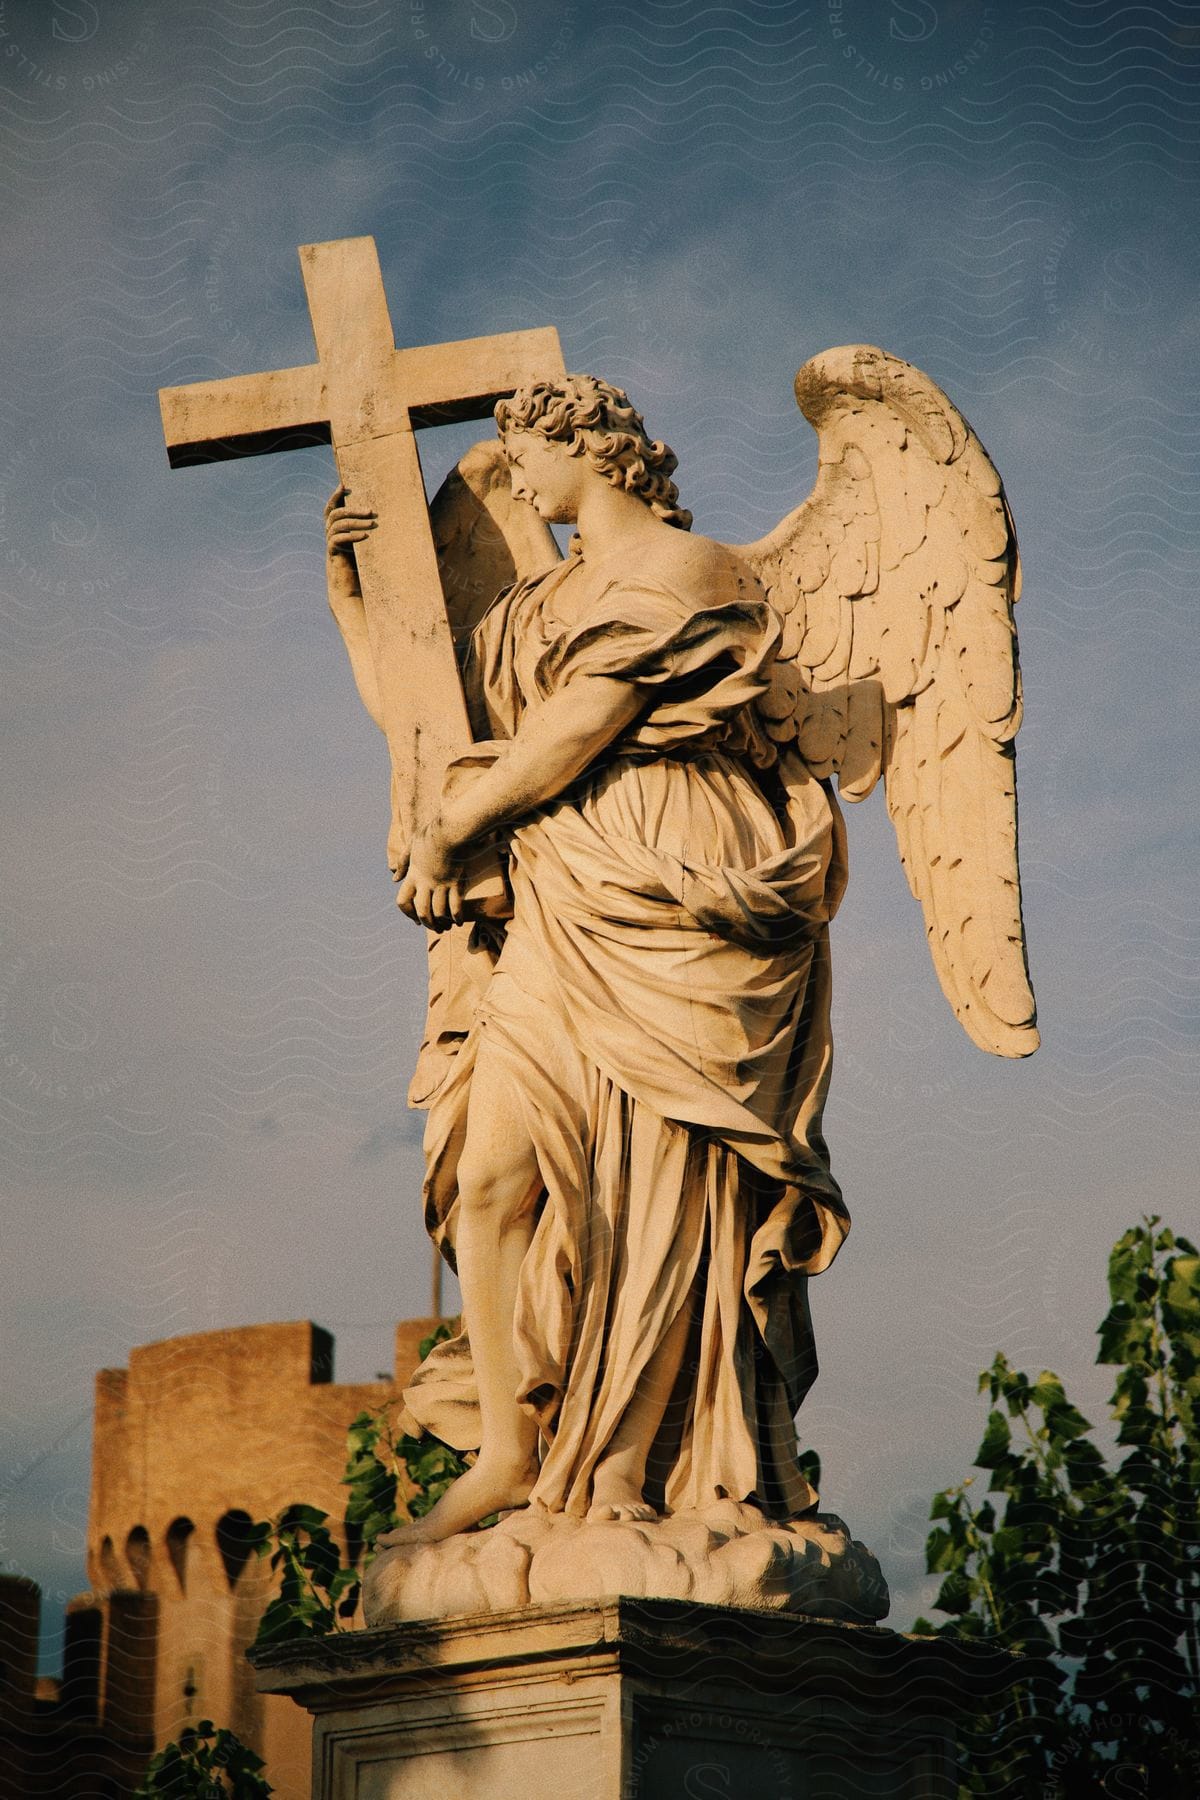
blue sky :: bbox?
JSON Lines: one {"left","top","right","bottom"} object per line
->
{"left": 1, "top": 0, "right": 1197, "bottom": 1660}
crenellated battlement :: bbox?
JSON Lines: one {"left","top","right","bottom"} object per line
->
{"left": 66, "top": 1316, "right": 443, "bottom": 1800}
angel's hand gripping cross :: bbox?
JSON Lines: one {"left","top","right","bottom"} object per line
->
{"left": 157, "top": 235, "right": 564, "bottom": 899}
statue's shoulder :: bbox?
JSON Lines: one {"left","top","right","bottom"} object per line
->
{"left": 635, "top": 529, "right": 761, "bottom": 601}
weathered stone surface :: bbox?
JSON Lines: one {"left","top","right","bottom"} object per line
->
{"left": 251, "top": 1598, "right": 1024, "bottom": 1800}
{"left": 82, "top": 1318, "right": 443, "bottom": 1800}
{"left": 159, "top": 234, "right": 565, "bottom": 875}
{"left": 160, "top": 266, "right": 1039, "bottom": 1737}
{"left": 364, "top": 1500, "right": 888, "bottom": 1626}
{"left": 343, "top": 364, "right": 1036, "bottom": 1560}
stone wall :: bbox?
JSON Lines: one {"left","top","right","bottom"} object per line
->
{"left": 6, "top": 1316, "right": 443, "bottom": 1800}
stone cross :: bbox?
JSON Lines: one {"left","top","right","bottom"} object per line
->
{"left": 158, "top": 236, "right": 564, "bottom": 868}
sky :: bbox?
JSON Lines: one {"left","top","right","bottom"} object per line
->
{"left": 1, "top": 0, "right": 1197, "bottom": 1664}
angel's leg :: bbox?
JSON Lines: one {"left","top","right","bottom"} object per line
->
{"left": 587, "top": 1293, "right": 695, "bottom": 1523}
{"left": 379, "top": 1041, "right": 542, "bottom": 1547}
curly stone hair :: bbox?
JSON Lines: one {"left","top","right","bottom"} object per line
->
{"left": 495, "top": 374, "right": 692, "bottom": 530}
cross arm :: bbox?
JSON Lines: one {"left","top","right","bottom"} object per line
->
{"left": 160, "top": 363, "right": 327, "bottom": 467}
{"left": 158, "top": 233, "right": 567, "bottom": 920}
{"left": 395, "top": 328, "right": 566, "bottom": 428}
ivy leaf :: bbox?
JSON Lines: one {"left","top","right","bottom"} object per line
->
{"left": 933, "top": 1570, "right": 977, "bottom": 1616}
{"left": 976, "top": 1409, "right": 1012, "bottom": 1469}
{"left": 1107, "top": 1229, "right": 1144, "bottom": 1306}
{"left": 1098, "top": 1302, "right": 1152, "bottom": 1368}
{"left": 278, "top": 1503, "right": 330, "bottom": 1534}
{"left": 1164, "top": 1255, "right": 1200, "bottom": 1336}
{"left": 920, "top": 1216, "right": 1200, "bottom": 1792}
{"left": 927, "top": 1527, "right": 960, "bottom": 1574}
{"left": 418, "top": 1321, "right": 455, "bottom": 1361}
{"left": 246, "top": 1518, "right": 274, "bottom": 1562}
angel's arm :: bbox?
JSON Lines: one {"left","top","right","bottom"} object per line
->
{"left": 397, "top": 676, "right": 644, "bottom": 927}
{"left": 325, "top": 484, "right": 383, "bottom": 730}
{"left": 325, "top": 447, "right": 561, "bottom": 737}
{"left": 446, "top": 677, "right": 644, "bottom": 846}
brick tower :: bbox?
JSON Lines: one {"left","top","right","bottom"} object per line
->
{"left": 58, "top": 1317, "right": 440, "bottom": 1799}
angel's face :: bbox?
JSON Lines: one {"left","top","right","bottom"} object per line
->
{"left": 502, "top": 429, "right": 584, "bottom": 523}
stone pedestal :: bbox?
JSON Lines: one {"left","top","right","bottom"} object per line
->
{"left": 364, "top": 1503, "right": 889, "bottom": 1626}
{"left": 250, "top": 1599, "right": 1022, "bottom": 1799}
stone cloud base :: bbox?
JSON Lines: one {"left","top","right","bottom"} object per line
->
{"left": 250, "top": 1598, "right": 1022, "bottom": 1799}
{"left": 362, "top": 1502, "right": 889, "bottom": 1626}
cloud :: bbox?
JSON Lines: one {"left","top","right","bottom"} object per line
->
{"left": 3, "top": 1, "right": 1198, "bottom": 1659}
{"left": 351, "top": 1116, "right": 424, "bottom": 1164}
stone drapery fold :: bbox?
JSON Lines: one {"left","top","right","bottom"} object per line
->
{"left": 404, "top": 557, "right": 849, "bottom": 1518}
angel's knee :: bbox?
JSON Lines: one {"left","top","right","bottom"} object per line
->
{"left": 456, "top": 1134, "right": 540, "bottom": 1230}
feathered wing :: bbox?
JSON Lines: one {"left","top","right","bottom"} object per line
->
{"left": 429, "top": 439, "right": 561, "bottom": 657}
{"left": 739, "top": 345, "right": 1037, "bottom": 1057}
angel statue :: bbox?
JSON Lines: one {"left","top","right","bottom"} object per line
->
{"left": 322, "top": 349, "right": 1037, "bottom": 1578}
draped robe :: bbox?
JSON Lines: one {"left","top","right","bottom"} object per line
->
{"left": 404, "top": 542, "right": 851, "bottom": 1518}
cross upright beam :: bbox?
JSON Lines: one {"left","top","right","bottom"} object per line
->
{"left": 159, "top": 236, "right": 565, "bottom": 883}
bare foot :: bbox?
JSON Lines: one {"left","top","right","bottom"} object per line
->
{"left": 586, "top": 1471, "right": 658, "bottom": 1524}
{"left": 377, "top": 1454, "right": 538, "bottom": 1548}
{"left": 587, "top": 1498, "right": 659, "bottom": 1523}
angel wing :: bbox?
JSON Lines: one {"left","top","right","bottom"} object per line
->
{"left": 739, "top": 345, "right": 1037, "bottom": 1058}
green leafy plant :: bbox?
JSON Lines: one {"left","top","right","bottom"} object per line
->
{"left": 344, "top": 1352, "right": 473, "bottom": 1541}
{"left": 249, "top": 1503, "right": 361, "bottom": 1644}
{"left": 139, "top": 1326, "right": 473, "bottom": 1791}
{"left": 134, "top": 1720, "right": 272, "bottom": 1799}
{"left": 251, "top": 1320, "right": 471, "bottom": 1645}
{"left": 915, "top": 1217, "right": 1200, "bottom": 1796}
